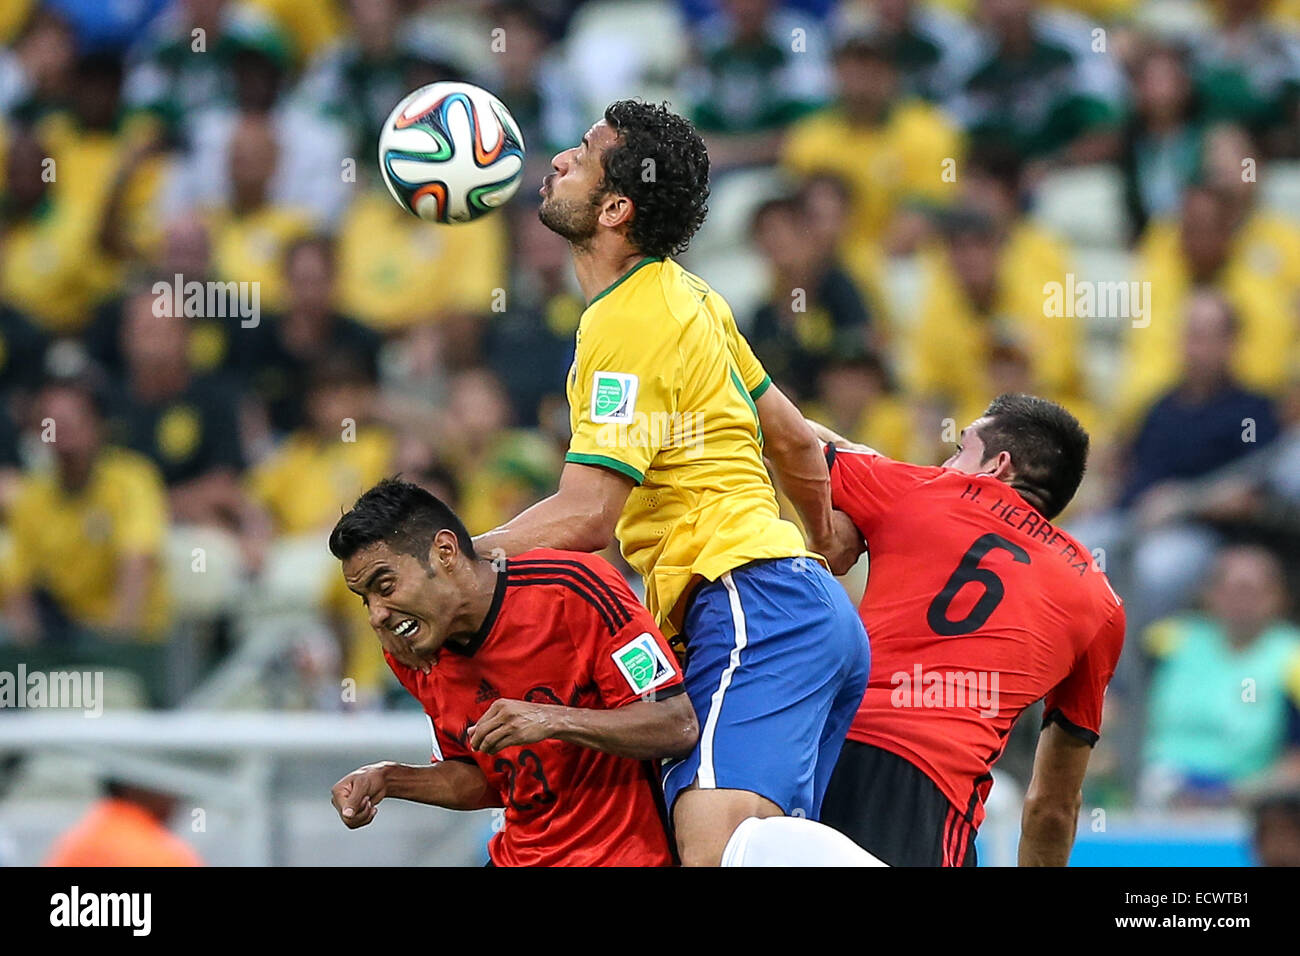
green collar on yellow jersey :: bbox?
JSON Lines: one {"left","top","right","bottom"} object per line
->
{"left": 587, "top": 256, "right": 663, "bottom": 307}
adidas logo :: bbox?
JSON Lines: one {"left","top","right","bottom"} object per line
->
{"left": 476, "top": 678, "right": 500, "bottom": 703}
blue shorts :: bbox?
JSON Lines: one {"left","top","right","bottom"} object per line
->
{"left": 661, "top": 557, "right": 870, "bottom": 820}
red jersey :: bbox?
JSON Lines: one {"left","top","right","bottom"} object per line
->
{"left": 386, "top": 548, "right": 683, "bottom": 867}
{"left": 829, "top": 448, "right": 1125, "bottom": 830}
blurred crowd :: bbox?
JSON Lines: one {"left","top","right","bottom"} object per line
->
{"left": 0, "top": 0, "right": 1299, "bottom": 815}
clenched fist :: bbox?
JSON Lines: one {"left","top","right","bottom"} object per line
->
{"left": 331, "top": 762, "right": 393, "bottom": 829}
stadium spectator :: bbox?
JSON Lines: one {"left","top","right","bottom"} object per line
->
{"left": 484, "top": 1, "right": 585, "bottom": 184}
{"left": 905, "top": 205, "right": 1083, "bottom": 425}
{"left": 172, "top": 12, "right": 351, "bottom": 225}
{"left": 832, "top": 0, "right": 981, "bottom": 103}
{"left": 687, "top": 0, "right": 831, "bottom": 168}
{"left": 1073, "top": 290, "right": 1280, "bottom": 637}
{"left": 1140, "top": 545, "right": 1300, "bottom": 807}
{"left": 1118, "top": 41, "right": 1207, "bottom": 240}
{"left": 749, "top": 194, "right": 874, "bottom": 401}
{"left": 1193, "top": 0, "right": 1300, "bottom": 151}
{"left": 781, "top": 32, "right": 961, "bottom": 254}
{"left": 1118, "top": 182, "right": 1299, "bottom": 424}
{"left": 123, "top": 0, "right": 249, "bottom": 139}
{"left": 196, "top": 113, "right": 317, "bottom": 312}
{"left": 0, "top": 123, "right": 116, "bottom": 334}
{"left": 240, "top": 235, "right": 381, "bottom": 439}
{"left": 88, "top": 214, "right": 244, "bottom": 382}
{"left": 43, "top": 779, "right": 202, "bottom": 867}
{"left": 1, "top": 376, "right": 171, "bottom": 701}
{"left": 803, "top": 352, "right": 914, "bottom": 463}
{"left": 484, "top": 201, "right": 583, "bottom": 429}
{"left": 437, "top": 368, "right": 561, "bottom": 537}
{"left": 952, "top": 0, "right": 1123, "bottom": 166}
{"left": 300, "top": 0, "right": 426, "bottom": 164}
{"left": 0, "top": 7, "right": 76, "bottom": 120}
{"left": 248, "top": 350, "right": 394, "bottom": 540}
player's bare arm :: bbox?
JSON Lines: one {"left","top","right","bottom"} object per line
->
{"left": 754, "top": 386, "right": 835, "bottom": 552}
{"left": 1018, "top": 722, "right": 1093, "bottom": 866}
{"left": 469, "top": 694, "right": 697, "bottom": 760}
{"left": 331, "top": 759, "right": 499, "bottom": 829}
{"left": 473, "top": 462, "right": 634, "bottom": 558}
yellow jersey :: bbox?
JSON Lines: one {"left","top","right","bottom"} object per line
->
{"left": 248, "top": 427, "right": 395, "bottom": 535}
{"left": 3, "top": 448, "right": 170, "bottom": 640}
{"left": 565, "top": 257, "right": 814, "bottom": 638}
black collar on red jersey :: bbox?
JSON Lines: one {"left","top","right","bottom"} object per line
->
{"left": 444, "top": 564, "right": 507, "bottom": 658}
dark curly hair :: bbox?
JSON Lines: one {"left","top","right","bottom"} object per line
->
{"left": 600, "top": 100, "right": 710, "bottom": 258}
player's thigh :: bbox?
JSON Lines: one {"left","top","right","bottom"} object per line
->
{"left": 672, "top": 784, "right": 784, "bottom": 868}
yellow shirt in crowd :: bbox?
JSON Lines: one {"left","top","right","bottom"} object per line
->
{"left": 907, "top": 225, "right": 1083, "bottom": 417}
{"left": 4, "top": 448, "right": 170, "bottom": 640}
{"left": 782, "top": 101, "right": 963, "bottom": 248}
{"left": 336, "top": 191, "right": 507, "bottom": 330}
{"left": 1118, "top": 214, "right": 1300, "bottom": 425}
{"left": 204, "top": 203, "right": 317, "bottom": 314}
{"left": 247, "top": 427, "right": 395, "bottom": 536}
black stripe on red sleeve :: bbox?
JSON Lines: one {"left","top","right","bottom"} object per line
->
{"left": 509, "top": 559, "right": 632, "bottom": 627}
{"left": 1042, "top": 708, "right": 1100, "bottom": 746}
{"left": 507, "top": 575, "right": 619, "bottom": 636}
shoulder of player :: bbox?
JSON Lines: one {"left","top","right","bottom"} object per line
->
{"left": 583, "top": 260, "right": 697, "bottom": 335}
{"left": 506, "top": 550, "right": 634, "bottom": 635}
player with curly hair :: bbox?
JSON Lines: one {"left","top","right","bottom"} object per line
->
{"left": 473, "top": 100, "right": 879, "bottom": 867}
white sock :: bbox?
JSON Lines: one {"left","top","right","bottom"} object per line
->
{"left": 720, "top": 815, "right": 890, "bottom": 867}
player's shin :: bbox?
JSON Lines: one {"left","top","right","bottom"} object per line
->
{"left": 719, "top": 815, "right": 890, "bottom": 867}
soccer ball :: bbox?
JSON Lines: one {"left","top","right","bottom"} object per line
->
{"left": 377, "top": 82, "right": 526, "bottom": 224}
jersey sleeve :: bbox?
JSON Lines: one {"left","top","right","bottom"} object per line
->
{"left": 719, "top": 297, "right": 771, "bottom": 399}
{"left": 563, "top": 554, "right": 685, "bottom": 709}
{"left": 826, "top": 445, "right": 939, "bottom": 539}
{"left": 383, "top": 651, "right": 474, "bottom": 762}
{"left": 1042, "top": 604, "right": 1126, "bottom": 745}
{"left": 565, "top": 311, "right": 683, "bottom": 484}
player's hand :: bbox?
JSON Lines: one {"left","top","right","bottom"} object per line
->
{"left": 818, "top": 509, "right": 866, "bottom": 577}
{"left": 331, "top": 762, "right": 392, "bottom": 829}
{"left": 469, "top": 699, "right": 558, "bottom": 755}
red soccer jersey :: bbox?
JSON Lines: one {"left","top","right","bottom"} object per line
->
{"left": 829, "top": 448, "right": 1126, "bottom": 830}
{"left": 386, "top": 548, "right": 684, "bottom": 867}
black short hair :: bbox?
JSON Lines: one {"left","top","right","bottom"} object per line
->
{"left": 329, "top": 477, "right": 477, "bottom": 566}
{"left": 601, "top": 100, "right": 710, "bottom": 258}
{"left": 974, "top": 394, "right": 1090, "bottom": 520}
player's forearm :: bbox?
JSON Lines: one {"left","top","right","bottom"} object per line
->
{"left": 474, "top": 489, "right": 612, "bottom": 558}
{"left": 380, "top": 760, "right": 500, "bottom": 811}
{"left": 765, "top": 437, "right": 834, "bottom": 549}
{"left": 550, "top": 696, "right": 698, "bottom": 760}
{"left": 1018, "top": 795, "right": 1081, "bottom": 866}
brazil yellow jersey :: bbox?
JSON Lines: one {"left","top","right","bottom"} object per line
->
{"left": 3, "top": 448, "right": 170, "bottom": 640}
{"left": 565, "top": 257, "right": 814, "bottom": 639}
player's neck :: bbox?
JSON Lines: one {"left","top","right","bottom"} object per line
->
{"left": 571, "top": 241, "right": 652, "bottom": 305}
{"left": 457, "top": 558, "right": 504, "bottom": 640}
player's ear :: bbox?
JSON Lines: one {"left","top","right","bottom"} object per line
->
{"left": 431, "top": 529, "right": 459, "bottom": 572}
{"left": 600, "top": 194, "right": 633, "bottom": 229}
{"left": 984, "top": 450, "right": 1014, "bottom": 481}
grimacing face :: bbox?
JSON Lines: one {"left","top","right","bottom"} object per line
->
{"left": 341, "top": 534, "right": 465, "bottom": 662}
{"left": 537, "top": 120, "right": 618, "bottom": 243}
